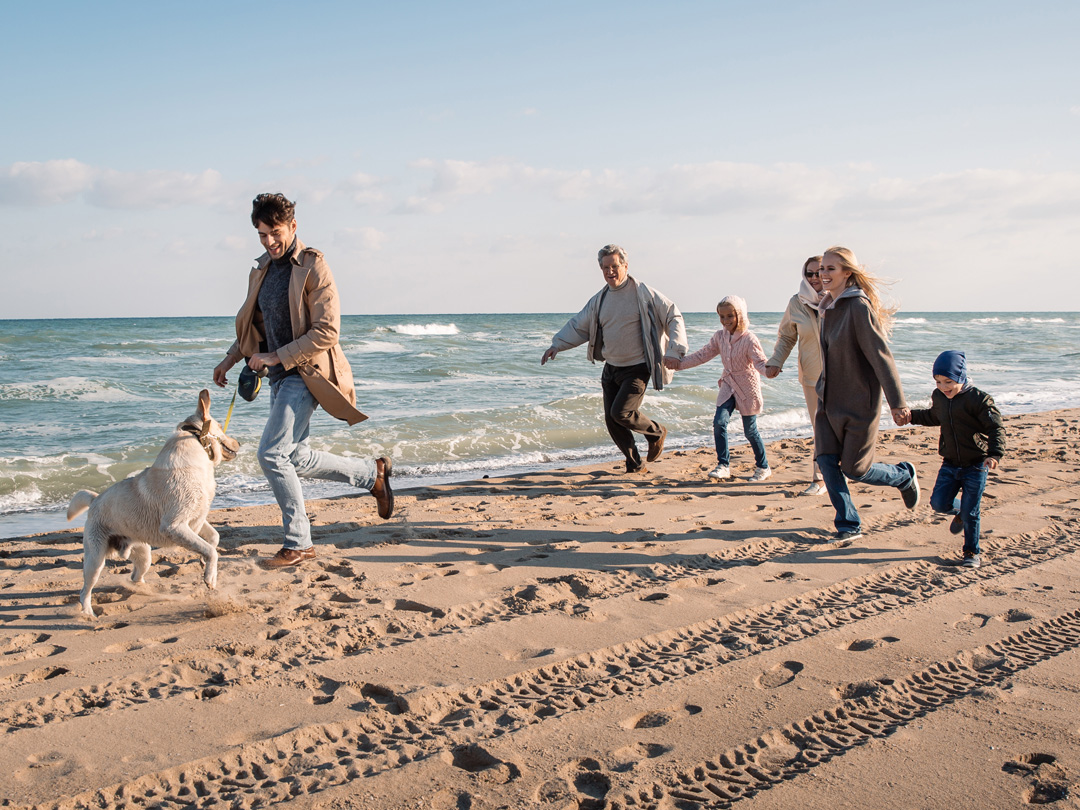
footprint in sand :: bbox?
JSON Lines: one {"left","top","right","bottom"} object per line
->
{"left": 442, "top": 744, "right": 521, "bottom": 784}
{"left": 756, "top": 661, "right": 804, "bottom": 689}
{"left": 610, "top": 742, "right": 671, "bottom": 773}
{"left": 995, "top": 608, "right": 1037, "bottom": 623}
{"left": 843, "top": 636, "right": 900, "bottom": 652}
{"left": 955, "top": 613, "right": 992, "bottom": 630}
{"left": 621, "top": 704, "right": 702, "bottom": 729}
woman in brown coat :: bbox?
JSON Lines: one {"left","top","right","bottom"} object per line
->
{"left": 814, "top": 246, "right": 919, "bottom": 541}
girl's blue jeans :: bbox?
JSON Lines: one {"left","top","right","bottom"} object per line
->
{"left": 714, "top": 395, "right": 768, "bottom": 469}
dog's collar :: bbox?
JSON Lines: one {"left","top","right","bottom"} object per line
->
{"left": 181, "top": 422, "right": 217, "bottom": 460}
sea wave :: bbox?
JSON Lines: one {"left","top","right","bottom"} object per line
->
{"left": 895, "top": 317, "right": 929, "bottom": 325}
{"left": 383, "top": 323, "right": 460, "bottom": 336}
{"left": 0, "top": 377, "right": 154, "bottom": 403}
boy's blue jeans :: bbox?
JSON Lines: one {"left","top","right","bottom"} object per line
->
{"left": 258, "top": 375, "right": 377, "bottom": 550}
{"left": 817, "top": 453, "right": 915, "bottom": 534}
{"left": 714, "top": 395, "right": 768, "bottom": 469}
{"left": 930, "top": 462, "right": 988, "bottom": 556}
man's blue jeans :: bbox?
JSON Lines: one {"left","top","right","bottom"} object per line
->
{"left": 930, "top": 462, "right": 987, "bottom": 555}
{"left": 714, "top": 395, "right": 768, "bottom": 469}
{"left": 259, "top": 375, "right": 377, "bottom": 550}
{"left": 817, "top": 453, "right": 915, "bottom": 534}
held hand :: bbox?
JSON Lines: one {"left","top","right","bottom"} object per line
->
{"left": 984, "top": 457, "right": 999, "bottom": 471}
{"left": 662, "top": 357, "right": 681, "bottom": 371}
{"left": 764, "top": 365, "right": 781, "bottom": 379}
{"left": 891, "top": 407, "right": 911, "bottom": 426}
{"left": 213, "top": 356, "right": 237, "bottom": 388}
{"left": 248, "top": 352, "right": 280, "bottom": 373}
{"left": 540, "top": 347, "right": 558, "bottom": 365}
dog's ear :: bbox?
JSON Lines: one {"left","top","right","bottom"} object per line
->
{"left": 198, "top": 389, "right": 212, "bottom": 422}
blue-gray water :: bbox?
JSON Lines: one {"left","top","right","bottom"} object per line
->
{"left": 2, "top": 312, "right": 1078, "bottom": 538}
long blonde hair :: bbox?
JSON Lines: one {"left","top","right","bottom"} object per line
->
{"left": 822, "top": 246, "right": 897, "bottom": 335}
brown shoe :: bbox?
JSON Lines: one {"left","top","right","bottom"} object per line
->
{"left": 262, "top": 546, "right": 316, "bottom": 569}
{"left": 372, "top": 456, "right": 394, "bottom": 519}
{"left": 646, "top": 425, "right": 667, "bottom": 463}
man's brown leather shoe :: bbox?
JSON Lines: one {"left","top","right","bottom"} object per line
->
{"left": 262, "top": 546, "right": 316, "bottom": 569}
{"left": 372, "top": 456, "right": 394, "bottom": 519}
{"left": 646, "top": 425, "right": 667, "bottom": 463}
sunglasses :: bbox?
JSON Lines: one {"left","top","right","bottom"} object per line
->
{"left": 804, "top": 270, "right": 821, "bottom": 278}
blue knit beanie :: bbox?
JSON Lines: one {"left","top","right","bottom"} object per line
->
{"left": 932, "top": 350, "right": 967, "bottom": 386}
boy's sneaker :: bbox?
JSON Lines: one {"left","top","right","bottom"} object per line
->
{"left": 707, "top": 464, "right": 731, "bottom": 480}
{"left": 748, "top": 466, "right": 772, "bottom": 483}
{"left": 835, "top": 530, "right": 863, "bottom": 542}
{"left": 801, "top": 480, "right": 826, "bottom": 496}
{"left": 949, "top": 513, "right": 963, "bottom": 534}
{"left": 961, "top": 553, "right": 981, "bottom": 569}
{"left": 899, "top": 462, "right": 920, "bottom": 509}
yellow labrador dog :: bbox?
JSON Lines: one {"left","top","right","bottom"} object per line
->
{"left": 67, "top": 389, "right": 240, "bottom": 618}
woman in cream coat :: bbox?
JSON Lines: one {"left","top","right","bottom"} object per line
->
{"left": 766, "top": 256, "right": 825, "bottom": 495}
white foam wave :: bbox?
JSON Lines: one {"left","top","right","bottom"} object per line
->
{"left": 387, "top": 323, "right": 460, "bottom": 336}
{"left": 895, "top": 317, "right": 928, "bottom": 325}
{"left": 345, "top": 340, "right": 407, "bottom": 354}
{"left": 0, "top": 377, "right": 151, "bottom": 403}
{"left": 66, "top": 355, "right": 168, "bottom": 365}
{"left": 0, "top": 486, "right": 43, "bottom": 512}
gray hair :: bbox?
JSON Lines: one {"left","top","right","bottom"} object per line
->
{"left": 597, "top": 244, "right": 628, "bottom": 265}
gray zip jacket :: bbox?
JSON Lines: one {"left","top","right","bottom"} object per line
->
{"left": 549, "top": 276, "right": 688, "bottom": 391}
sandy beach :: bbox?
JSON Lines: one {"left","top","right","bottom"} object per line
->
{"left": 2, "top": 409, "right": 1079, "bottom": 809}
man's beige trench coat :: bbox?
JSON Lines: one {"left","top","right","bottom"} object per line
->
{"left": 226, "top": 239, "right": 366, "bottom": 425}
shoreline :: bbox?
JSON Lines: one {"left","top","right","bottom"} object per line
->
{"left": 2, "top": 407, "right": 1078, "bottom": 809}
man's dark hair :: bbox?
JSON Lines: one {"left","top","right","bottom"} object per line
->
{"left": 251, "top": 193, "right": 296, "bottom": 227}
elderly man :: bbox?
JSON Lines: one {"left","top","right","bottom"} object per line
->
{"left": 542, "top": 244, "right": 687, "bottom": 473}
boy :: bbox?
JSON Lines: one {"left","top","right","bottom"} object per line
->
{"left": 907, "top": 351, "right": 1005, "bottom": 569}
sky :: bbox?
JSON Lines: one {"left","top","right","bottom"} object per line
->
{"left": 2, "top": 0, "right": 1078, "bottom": 318}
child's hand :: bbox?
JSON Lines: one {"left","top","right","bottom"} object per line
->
{"left": 984, "top": 458, "right": 999, "bottom": 471}
{"left": 663, "top": 357, "right": 681, "bottom": 371}
{"left": 891, "top": 408, "right": 911, "bottom": 426}
{"left": 765, "top": 365, "right": 781, "bottom": 379}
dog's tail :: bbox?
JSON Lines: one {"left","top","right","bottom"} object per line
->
{"left": 67, "top": 490, "right": 98, "bottom": 521}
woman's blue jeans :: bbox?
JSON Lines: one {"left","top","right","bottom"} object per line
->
{"left": 930, "top": 462, "right": 988, "bottom": 555}
{"left": 714, "top": 395, "right": 768, "bottom": 469}
{"left": 258, "top": 375, "right": 377, "bottom": 550}
{"left": 817, "top": 453, "right": 915, "bottom": 534}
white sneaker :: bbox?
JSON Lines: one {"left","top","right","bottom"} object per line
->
{"left": 707, "top": 464, "right": 731, "bottom": 480}
{"left": 748, "top": 466, "right": 772, "bottom": 482}
{"left": 801, "top": 480, "right": 826, "bottom": 496}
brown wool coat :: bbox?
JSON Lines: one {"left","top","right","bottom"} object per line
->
{"left": 226, "top": 239, "right": 367, "bottom": 425}
{"left": 814, "top": 291, "right": 905, "bottom": 478}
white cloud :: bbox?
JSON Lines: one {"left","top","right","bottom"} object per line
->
{"left": 333, "top": 226, "right": 385, "bottom": 251}
{"left": 0, "top": 159, "right": 95, "bottom": 204}
{"left": 336, "top": 171, "right": 385, "bottom": 205}
{"left": 0, "top": 160, "right": 236, "bottom": 209}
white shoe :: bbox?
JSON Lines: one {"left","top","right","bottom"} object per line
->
{"left": 801, "top": 480, "right": 826, "bottom": 496}
{"left": 748, "top": 466, "right": 772, "bottom": 482}
{"left": 707, "top": 464, "right": 731, "bottom": 480}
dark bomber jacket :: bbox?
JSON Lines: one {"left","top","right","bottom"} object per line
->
{"left": 909, "top": 386, "right": 1006, "bottom": 467}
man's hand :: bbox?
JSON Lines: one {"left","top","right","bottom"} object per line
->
{"left": 540, "top": 347, "right": 558, "bottom": 365}
{"left": 213, "top": 356, "right": 238, "bottom": 388}
{"left": 662, "top": 357, "right": 681, "bottom": 371}
{"left": 984, "top": 457, "right": 999, "bottom": 471}
{"left": 891, "top": 407, "right": 911, "bottom": 426}
{"left": 765, "top": 365, "right": 781, "bottom": 379}
{"left": 248, "top": 352, "right": 280, "bottom": 373}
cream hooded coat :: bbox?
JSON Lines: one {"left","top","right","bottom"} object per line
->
{"left": 767, "top": 276, "right": 823, "bottom": 386}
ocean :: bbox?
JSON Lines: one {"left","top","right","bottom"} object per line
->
{"left": 2, "top": 312, "right": 1078, "bottom": 539}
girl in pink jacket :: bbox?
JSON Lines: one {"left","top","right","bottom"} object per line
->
{"left": 675, "top": 295, "right": 771, "bottom": 482}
